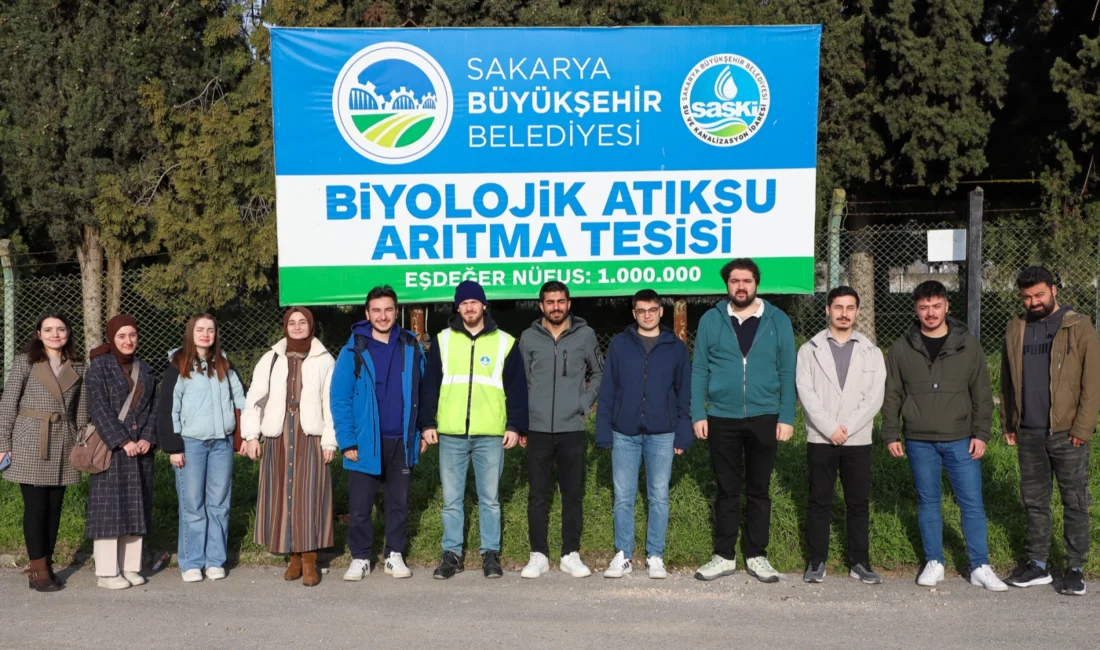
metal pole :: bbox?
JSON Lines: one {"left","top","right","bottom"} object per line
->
{"left": 828, "top": 189, "right": 846, "bottom": 289}
{"left": 967, "top": 187, "right": 984, "bottom": 339}
{"left": 0, "top": 240, "right": 14, "bottom": 383}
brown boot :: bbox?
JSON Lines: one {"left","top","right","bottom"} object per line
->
{"left": 46, "top": 557, "right": 62, "bottom": 587}
{"left": 28, "top": 558, "right": 60, "bottom": 593}
{"left": 302, "top": 552, "right": 320, "bottom": 587}
{"left": 284, "top": 553, "right": 303, "bottom": 581}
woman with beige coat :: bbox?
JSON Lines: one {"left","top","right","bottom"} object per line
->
{"left": 241, "top": 307, "right": 337, "bottom": 587}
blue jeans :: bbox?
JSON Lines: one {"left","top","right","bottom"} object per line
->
{"left": 906, "top": 438, "right": 989, "bottom": 569}
{"left": 612, "top": 431, "right": 674, "bottom": 558}
{"left": 439, "top": 435, "right": 504, "bottom": 555}
{"left": 174, "top": 436, "right": 234, "bottom": 571}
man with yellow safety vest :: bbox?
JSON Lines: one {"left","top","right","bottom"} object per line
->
{"left": 421, "top": 280, "right": 528, "bottom": 579}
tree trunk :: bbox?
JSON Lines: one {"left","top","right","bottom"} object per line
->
{"left": 75, "top": 224, "right": 104, "bottom": 355}
{"left": 848, "top": 224, "right": 877, "bottom": 345}
{"left": 106, "top": 256, "right": 123, "bottom": 320}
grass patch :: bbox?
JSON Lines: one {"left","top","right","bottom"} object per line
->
{"left": 1, "top": 409, "right": 1097, "bottom": 574}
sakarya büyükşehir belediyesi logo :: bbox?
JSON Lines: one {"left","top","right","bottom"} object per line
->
{"left": 332, "top": 42, "right": 453, "bottom": 164}
{"left": 680, "top": 54, "right": 770, "bottom": 146}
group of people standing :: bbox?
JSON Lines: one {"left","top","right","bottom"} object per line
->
{"left": 0, "top": 259, "right": 1094, "bottom": 595}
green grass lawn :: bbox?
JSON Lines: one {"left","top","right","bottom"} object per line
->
{"left": 2, "top": 409, "right": 1097, "bottom": 574}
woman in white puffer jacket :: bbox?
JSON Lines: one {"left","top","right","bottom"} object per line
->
{"left": 240, "top": 307, "right": 336, "bottom": 587}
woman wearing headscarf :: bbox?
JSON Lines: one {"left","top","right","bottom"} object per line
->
{"left": 0, "top": 313, "right": 88, "bottom": 591}
{"left": 241, "top": 307, "right": 336, "bottom": 587}
{"left": 84, "top": 315, "right": 158, "bottom": 590}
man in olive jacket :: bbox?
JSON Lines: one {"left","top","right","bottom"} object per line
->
{"left": 1000, "top": 266, "right": 1100, "bottom": 596}
{"left": 881, "top": 280, "right": 1006, "bottom": 592}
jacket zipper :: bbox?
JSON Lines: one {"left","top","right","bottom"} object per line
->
{"left": 551, "top": 345, "right": 558, "bottom": 434}
{"left": 738, "top": 317, "right": 769, "bottom": 418}
{"left": 465, "top": 341, "right": 476, "bottom": 437}
{"left": 640, "top": 348, "right": 650, "bottom": 431}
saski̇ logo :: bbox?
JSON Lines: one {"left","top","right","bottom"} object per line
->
{"left": 332, "top": 42, "right": 454, "bottom": 164}
{"left": 680, "top": 54, "right": 770, "bottom": 147}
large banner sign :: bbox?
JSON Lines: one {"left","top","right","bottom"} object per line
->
{"left": 271, "top": 26, "right": 822, "bottom": 304}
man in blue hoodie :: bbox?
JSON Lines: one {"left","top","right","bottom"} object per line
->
{"left": 691, "top": 258, "right": 796, "bottom": 584}
{"left": 596, "top": 289, "right": 692, "bottom": 580}
{"left": 331, "top": 286, "right": 425, "bottom": 582}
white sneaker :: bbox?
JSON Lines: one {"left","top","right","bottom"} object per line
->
{"left": 181, "top": 569, "right": 203, "bottom": 583}
{"left": 384, "top": 553, "right": 412, "bottom": 579}
{"left": 917, "top": 560, "right": 945, "bottom": 587}
{"left": 746, "top": 556, "right": 780, "bottom": 583}
{"left": 647, "top": 556, "right": 668, "bottom": 579}
{"left": 521, "top": 552, "right": 550, "bottom": 579}
{"left": 970, "top": 564, "right": 1008, "bottom": 592}
{"left": 343, "top": 558, "right": 370, "bottom": 582}
{"left": 205, "top": 567, "right": 226, "bottom": 581}
{"left": 123, "top": 571, "right": 146, "bottom": 586}
{"left": 559, "top": 551, "right": 592, "bottom": 578}
{"left": 603, "top": 551, "right": 633, "bottom": 578}
{"left": 98, "top": 575, "right": 132, "bottom": 590}
{"left": 694, "top": 554, "right": 737, "bottom": 581}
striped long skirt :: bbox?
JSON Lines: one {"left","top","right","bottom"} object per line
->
{"left": 254, "top": 411, "right": 334, "bottom": 553}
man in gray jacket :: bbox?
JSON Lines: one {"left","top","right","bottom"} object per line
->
{"left": 796, "top": 286, "right": 886, "bottom": 585}
{"left": 518, "top": 281, "right": 603, "bottom": 579}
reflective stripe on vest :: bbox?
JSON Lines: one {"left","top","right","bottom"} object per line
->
{"left": 437, "top": 328, "right": 513, "bottom": 436}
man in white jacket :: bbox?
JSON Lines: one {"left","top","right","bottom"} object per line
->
{"left": 796, "top": 286, "right": 886, "bottom": 585}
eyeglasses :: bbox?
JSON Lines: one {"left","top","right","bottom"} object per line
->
{"left": 634, "top": 307, "right": 660, "bottom": 317}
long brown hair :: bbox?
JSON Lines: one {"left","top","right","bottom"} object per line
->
{"left": 25, "top": 312, "right": 80, "bottom": 365}
{"left": 173, "top": 313, "right": 229, "bottom": 380}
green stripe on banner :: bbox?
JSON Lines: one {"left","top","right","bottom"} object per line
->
{"left": 278, "top": 257, "right": 815, "bottom": 305}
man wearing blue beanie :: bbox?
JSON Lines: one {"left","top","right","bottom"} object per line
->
{"left": 421, "top": 280, "right": 528, "bottom": 579}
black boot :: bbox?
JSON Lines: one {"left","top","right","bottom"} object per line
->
{"left": 433, "top": 551, "right": 464, "bottom": 580}
{"left": 482, "top": 551, "right": 503, "bottom": 579}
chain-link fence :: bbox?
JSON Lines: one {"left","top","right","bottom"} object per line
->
{"left": 0, "top": 219, "right": 1087, "bottom": 384}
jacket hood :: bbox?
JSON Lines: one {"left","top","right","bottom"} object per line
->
{"left": 528, "top": 314, "right": 589, "bottom": 337}
{"left": 271, "top": 337, "right": 329, "bottom": 358}
{"left": 166, "top": 347, "right": 230, "bottom": 363}
{"left": 904, "top": 317, "right": 971, "bottom": 359}
{"left": 1012, "top": 305, "right": 1087, "bottom": 330}
{"left": 623, "top": 323, "right": 680, "bottom": 345}
{"left": 808, "top": 328, "right": 871, "bottom": 349}
{"left": 715, "top": 298, "right": 778, "bottom": 324}
{"left": 447, "top": 311, "right": 499, "bottom": 338}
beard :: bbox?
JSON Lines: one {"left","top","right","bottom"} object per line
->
{"left": 544, "top": 310, "right": 567, "bottom": 325}
{"left": 1028, "top": 299, "right": 1056, "bottom": 320}
{"left": 730, "top": 292, "right": 757, "bottom": 310}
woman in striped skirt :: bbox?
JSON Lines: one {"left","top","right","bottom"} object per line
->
{"left": 240, "top": 307, "right": 336, "bottom": 586}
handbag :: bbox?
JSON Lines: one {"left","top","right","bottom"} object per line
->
{"left": 70, "top": 364, "right": 140, "bottom": 475}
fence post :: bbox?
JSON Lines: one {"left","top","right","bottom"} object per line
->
{"left": 0, "top": 240, "right": 13, "bottom": 383}
{"left": 828, "top": 189, "right": 846, "bottom": 289}
{"left": 967, "top": 187, "right": 984, "bottom": 339}
{"left": 410, "top": 307, "right": 426, "bottom": 344}
{"left": 673, "top": 298, "right": 688, "bottom": 344}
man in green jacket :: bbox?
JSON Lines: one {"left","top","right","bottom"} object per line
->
{"left": 881, "top": 280, "right": 1006, "bottom": 592}
{"left": 1000, "top": 266, "right": 1100, "bottom": 596}
{"left": 691, "top": 258, "right": 796, "bottom": 584}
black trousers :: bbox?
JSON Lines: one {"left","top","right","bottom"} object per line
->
{"left": 805, "top": 443, "right": 872, "bottom": 566}
{"left": 347, "top": 438, "right": 411, "bottom": 560}
{"left": 20, "top": 484, "right": 66, "bottom": 561}
{"left": 708, "top": 414, "right": 778, "bottom": 560}
{"left": 526, "top": 431, "right": 586, "bottom": 556}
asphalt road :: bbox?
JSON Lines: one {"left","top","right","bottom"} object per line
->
{"left": 1, "top": 565, "right": 1094, "bottom": 650}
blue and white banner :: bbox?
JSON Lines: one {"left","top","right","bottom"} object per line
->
{"left": 271, "top": 26, "right": 822, "bottom": 304}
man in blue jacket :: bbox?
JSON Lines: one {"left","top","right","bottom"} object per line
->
{"left": 691, "top": 258, "right": 796, "bottom": 584}
{"left": 596, "top": 289, "right": 692, "bottom": 580}
{"left": 331, "top": 286, "right": 425, "bottom": 582}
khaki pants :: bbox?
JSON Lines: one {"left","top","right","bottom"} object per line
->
{"left": 93, "top": 535, "right": 143, "bottom": 577}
